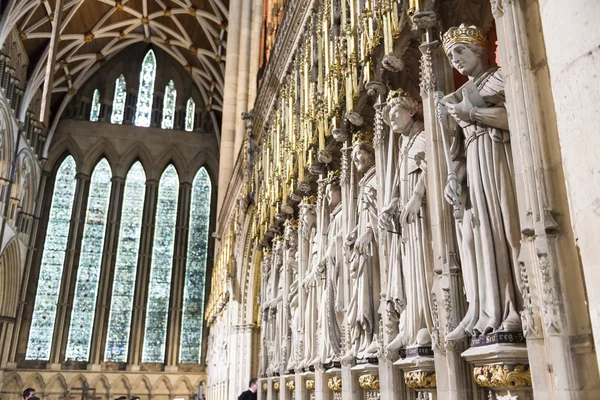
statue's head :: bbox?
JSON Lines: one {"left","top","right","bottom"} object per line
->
{"left": 284, "top": 219, "right": 299, "bottom": 249}
{"left": 325, "top": 170, "right": 341, "bottom": 209}
{"left": 352, "top": 131, "right": 375, "bottom": 173}
{"left": 300, "top": 196, "right": 317, "bottom": 238}
{"left": 384, "top": 89, "right": 419, "bottom": 135}
{"left": 443, "top": 24, "right": 488, "bottom": 77}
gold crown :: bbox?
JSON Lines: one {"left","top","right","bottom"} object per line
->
{"left": 284, "top": 218, "right": 299, "bottom": 228}
{"left": 326, "top": 170, "right": 340, "bottom": 184}
{"left": 352, "top": 130, "right": 374, "bottom": 147}
{"left": 442, "top": 24, "right": 486, "bottom": 53}
{"left": 386, "top": 88, "right": 410, "bottom": 103}
{"left": 301, "top": 195, "right": 317, "bottom": 205}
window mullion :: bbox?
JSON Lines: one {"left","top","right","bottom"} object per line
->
{"left": 88, "top": 175, "right": 126, "bottom": 366}
{"left": 48, "top": 172, "right": 90, "bottom": 366}
{"left": 164, "top": 181, "right": 192, "bottom": 368}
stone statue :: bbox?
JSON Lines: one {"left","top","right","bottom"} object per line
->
{"left": 260, "top": 250, "right": 273, "bottom": 375}
{"left": 299, "top": 197, "right": 319, "bottom": 368}
{"left": 441, "top": 24, "right": 522, "bottom": 340}
{"left": 269, "top": 236, "right": 285, "bottom": 373}
{"left": 380, "top": 89, "right": 433, "bottom": 350}
{"left": 318, "top": 171, "right": 345, "bottom": 363}
{"left": 284, "top": 219, "right": 299, "bottom": 371}
{"left": 345, "top": 131, "right": 381, "bottom": 359}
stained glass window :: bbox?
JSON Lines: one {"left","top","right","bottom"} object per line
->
{"left": 142, "top": 165, "right": 179, "bottom": 362}
{"left": 185, "top": 98, "right": 195, "bottom": 132}
{"left": 105, "top": 162, "right": 146, "bottom": 362}
{"left": 26, "top": 156, "right": 77, "bottom": 360}
{"left": 111, "top": 75, "right": 127, "bottom": 124}
{"left": 134, "top": 50, "right": 157, "bottom": 127}
{"left": 90, "top": 89, "right": 101, "bottom": 122}
{"left": 179, "top": 168, "right": 211, "bottom": 363}
{"left": 161, "top": 80, "right": 177, "bottom": 130}
{"left": 65, "top": 159, "right": 112, "bottom": 361}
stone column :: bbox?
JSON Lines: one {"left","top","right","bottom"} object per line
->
{"left": 493, "top": 0, "right": 600, "bottom": 397}
{"left": 537, "top": 0, "right": 600, "bottom": 373}
{"left": 46, "top": 172, "right": 90, "bottom": 366}
{"left": 164, "top": 181, "right": 192, "bottom": 370}
{"left": 88, "top": 176, "right": 126, "bottom": 367}
{"left": 126, "top": 178, "right": 158, "bottom": 369}
{"left": 233, "top": 0, "right": 253, "bottom": 161}
{"left": 247, "top": 0, "right": 263, "bottom": 107}
{"left": 216, "top": 0, "right": 243, "bottom": 214}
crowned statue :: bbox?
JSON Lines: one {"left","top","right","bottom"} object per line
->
{"left": 345, "top": 131, "right": 381, "bottom": 360}
{"left": 441, "top": 24, "right": 522, "bottom": 340}
{"left": 318, "top": 171, "right": 345, "bottom": 364}
{"left": 284, "top": 219, "right": 300, "bottom": 371}
{"left": 380, "top": 89, "right": 433, "bottom": 350}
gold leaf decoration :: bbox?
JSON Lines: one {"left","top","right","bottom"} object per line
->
{"left": 404, "top": 371, "right": 437, "bottom": 389}
{"left": 327, "top": 377, "right": 342, "bottom": 392}
{"left": 305, "top": 379, "right": 316, "bottom": 391}
{"left": 358, "top": 374, "right": 380, "bottom": 390}
{"left": 473, "top": 364, "right": 532, "bottom": 388}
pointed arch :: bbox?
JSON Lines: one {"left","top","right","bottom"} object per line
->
{"left": 45, "top": 374, "right": 67, "bottom": 394}
{"left": 153, "top": 146, "right": 186, "bottom": 182}
{"left": 23, "top": 372, "right": 45, "bottom": 390}
{"left": 0, "top": 239, "right": 21, "bottom": 318}
{"left": 173, "top": 376, "right": 194, "bottom": 394}
{"left": 180, "top": 167, "right": 212, "bottom": 363}
{"left": 66, "top": 158, "right": 112, "bottom": 361}
{"left": 111, "top": 74, "right": 127, "bottom": 124}
{"left": 105, "top": 161, "right": 146, "bottom": 362}
{"left": 15, "top": 148, "right": 39, "bottom": 217}
{"left": 131, "top": 375, "right": 152, "bottom": 394}
{"left": 44, "top": 137, "right": 84, "bottom": 175}
{"left": 134, "top": 49, "right": 157, "bottom": 127}
{"left": 90, "top": 89, "right": 101, "bottom": 121}
{"left": 67, "top": 374, "right": 89, "bottom": 390}
{"left": 116, "top": 142, "right": 153, "bottom": 179}
{"left": 161, "top": 79, "right": 177, "bottom": 129}
{"left": 26, "top": 155, "right": 78, "bottom": 360}
{"left": 142, "top": 164, "right": 179, "bottom": 363}
{"left": 2, "top": 371, "right": 23, "bottom": 393}
{"left": 111, "top": 375, "right": 132, "bottom": 395}
{"left": 80, "top": 139, "right": 119, "bottom": 176}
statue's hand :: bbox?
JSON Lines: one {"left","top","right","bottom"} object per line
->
{"left": 444, "top": 175, "right": 462, "bottom": 207}
{"left": 400, "top": 194, "right": 421, "bottom": 226}
{"left": 447, "top": 88, "right": 474, "bottom": 123}
{"left": 355, "top": 228, "right": 374, "bottom": 255}
{"left": 345, "top": 230, "right": 357, "bottom": 249}
{"left": 379, "top": 198, "right": 398, "bottom": 231}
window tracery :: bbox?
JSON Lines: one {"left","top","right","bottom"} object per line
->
{"left": 134, "top": 50, "right": 157, "bottom": 128}
{"left": 185, "top": 98, "right": 195, "bottom": 132}
{"left": 90, "top": 89, "right": 101, "bottom": 122}
{"left": 111, "top": 75, "right": 127, "bottom": 124}
{"left": 161, "top": 80, "right": 177, "bottom": 130}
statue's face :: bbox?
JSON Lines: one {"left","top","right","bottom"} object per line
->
{"left": 301, "top": 207, "right": 317, "bottom": 229}
{"left": 353, "top": 146, "right": 375, "bottom": 172}
{"left": 326, "top": 183, "right": 341, "bottom": 208}
{"left": 389, "top": 104, "right": 414, "bottom": 135}
{"left": 447, "top": 43, "right": 482, "bottom": 76}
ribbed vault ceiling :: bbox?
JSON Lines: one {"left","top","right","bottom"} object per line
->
{"left": 12, "top": 0, "right": 228, "bottom": 121}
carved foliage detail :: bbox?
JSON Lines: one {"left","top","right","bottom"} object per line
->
{"left": 473, "top": 365, "right": 532, "bottom": 388}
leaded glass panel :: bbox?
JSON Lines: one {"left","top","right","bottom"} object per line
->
{"left": 185, "top": 98, "right": 195, "bottom": 132}
{"left": 111, "top": 75, "right": 127, "bottom": 124}
{"left": 90, "top": 89, "right": 101, "bottom": 122}
{"left": 105, "top": 162, "right": 146, "bottom": 362}
{"left": 161, "top": 80, "right": 176, "bottom": 130}
{"left": 179, "top": 168, "right": 211, "bottom": 363}
{"left": 134, "top": 50, "right": 157, "bottom": 127}
{"left": 65, "top": 158, "right": 112, "bottom": 361}
{"left": 26, "top": 156, "right": 77, "bottom": 360}
{"left": 142, "top": 165, "right": 179, "bottom": 362}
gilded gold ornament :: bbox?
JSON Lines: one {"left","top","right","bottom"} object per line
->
{"left": 262, "top": 382, "right": 268, "bottom": 391}
{"left": 286, "top": 380, "right": 296, "bottom": 391}
{"left": 328, "top": 377, "right": 342, "bottom": 392}
{"left": 442, "top": 24, "right": 487, "bottom": 53}
{"left": 305, "top": 379, "right": 316, "bottom": 391}
{"left": 358, "top": 374, "right": 380, "bottom": 390}
{"left": 473, "top": 364, "right": 532, "bottom": 388}
{"left": 273, "top": 382, "right": 280, "bottom": 391}
{"left": 404, "top": 371, "right": 437, "bottom": 389}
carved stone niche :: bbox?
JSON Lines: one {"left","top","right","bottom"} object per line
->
{"left": 462, "top": 344, "right": 532, "bottom": 400}
{"left": 395, "top": 351, "right": 436, "bottom": 399}
{"left": 352, "top": 363, "right": 380, "bottom": 400}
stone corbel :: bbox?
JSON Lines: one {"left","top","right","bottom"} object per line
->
{"left": 404, "top": 371, "right": 437, "bottom": 389}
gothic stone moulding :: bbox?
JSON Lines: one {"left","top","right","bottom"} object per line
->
{"left": 404, "top": 371, "right": 437, "bottom": 389}
{"left": 327, "top": 376, "right": 342, "bottom": 392}
{"left": 305, "top": 379, "right": 316, "bottom": 391}
{"left": 358, "top": 374, "right": 380, "bottom": 390}
{"left": 473, "top": 364, "right": 532, "bottom": 389}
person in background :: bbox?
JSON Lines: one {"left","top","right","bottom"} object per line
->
{"left": 23, "top": 388, "right": 36, "bottom": 400}
{"left": 238, "top": 378, "right": 258, "bottom": 400}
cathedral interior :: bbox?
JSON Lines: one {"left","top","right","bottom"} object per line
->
{"left": 0, "top": 0, "right": 599, "bottom": 399}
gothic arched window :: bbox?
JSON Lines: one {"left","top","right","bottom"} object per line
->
{"left": 26, "top": 156, "right": 77, "bottom": 360}
{"left": 161, "top": 80, "right": 177, "bottom": 130}
{"left": 105, "top": 161, "right": 146, "bottom": 362}
{"left": 179, "top": 168, "right": 212, "bottom": 363}
{"left": 90, "top": 89, "right": 101, "bottom": 122}
{"left": 142, "top": 164, "right": 179, "bottom": 362}
{"left": 185, "top": 98, "right": 195, "bottom": 132}
{"left": 134, "top": 50, "right": 157, "bottom": 127}
{"left": 111, "top": 75, "right": 127, "bottom": 124}
{"left": 66, "top": 158, "right": 112, "bottom": 361}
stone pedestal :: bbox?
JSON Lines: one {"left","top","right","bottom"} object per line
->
{"left": 324, "top": 367, "right": 342, "bottom": 400}
{"left": 352, "top": 363, "right": 380, "bottom": 400}
{"left": 304, "top": 372, "right": 316, "bottom": 400}
{"left": 395, "top": 349, "right": 436, "bottom": 400}
{"left": 462, "top": 343, "right": 532, "bottom": 400}
{"left": 285, "top": 376, "right": 296, "bottom": 400}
